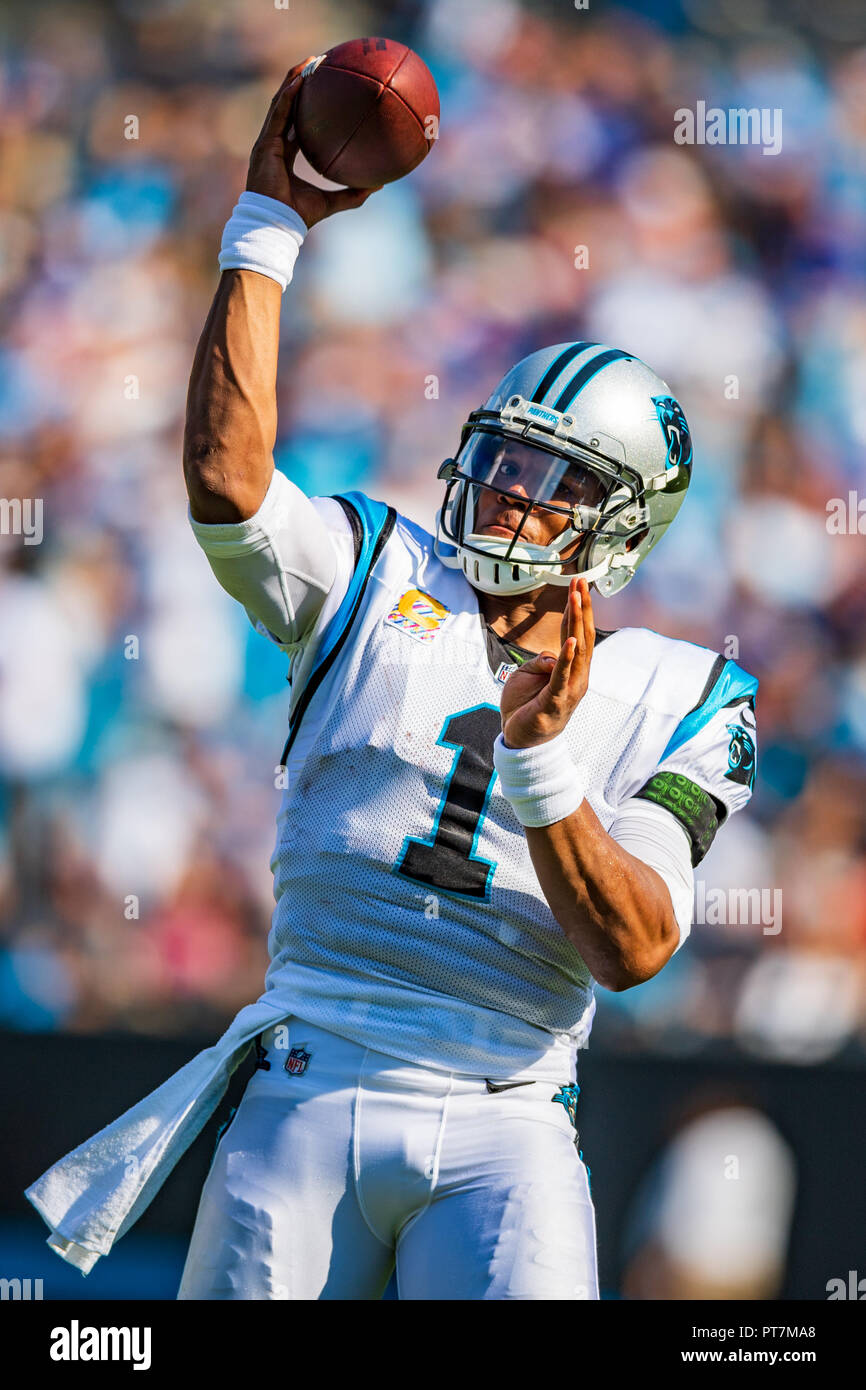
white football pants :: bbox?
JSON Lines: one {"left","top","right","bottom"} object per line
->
{"left": 177, "top": 1016, "right": 598, "bottom": 1300}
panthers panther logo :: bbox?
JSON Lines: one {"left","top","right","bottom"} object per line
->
{"left": 652, "top": 395, "right": 693, "bottom": 473}
{"left": 552, "top": 1082, "right": 581, "bottom": 1129}
{"left": 725, "top": 722, "right": 756, "bottom": 790}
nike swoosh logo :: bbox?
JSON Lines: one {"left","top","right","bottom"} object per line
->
{"left": 485, "top": 1079, "right": 536, "bottom": 1093}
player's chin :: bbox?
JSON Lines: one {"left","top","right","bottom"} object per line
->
{"left": 480, "top": 525, "right": 514, "bottom": 537}
{"left": 479, "top": 524, "right": 545, "bottom": 545}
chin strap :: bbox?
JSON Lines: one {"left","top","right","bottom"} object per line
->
{"left": 434, "top": 524, "right": 634, "bottom": 595}
{"left": 433, "top": 472, "right": 643, "bottom": 594}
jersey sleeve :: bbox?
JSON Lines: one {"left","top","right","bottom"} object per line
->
{"left": 607, "top": 796, "right": 695, "bottom": 951}
{"left": 608, "top": 657, "right": 758, "bottom": 953}
{"left": 188, "top": 468, "right": 356, "bottom": 653}
{"left": 634, "top": 657, "right": 759, "bottom": 868}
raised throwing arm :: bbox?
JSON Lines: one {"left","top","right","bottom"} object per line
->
{"left": 183, "top": 59, "right": 379, "bottom": 525}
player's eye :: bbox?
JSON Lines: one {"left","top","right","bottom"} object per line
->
{"left": 495, "top": 460, "right": 521, "bottom": 482}
{"left": 552, "top": 469, "right": 605, "bottom": 505}
{"left": 552, "top": 477, "right": 582, "bottom": 500}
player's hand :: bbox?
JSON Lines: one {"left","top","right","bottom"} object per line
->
{"left": 499, "top": 578, "right": 595, "bottom": 749}
{"left": 245, "top": 61, "right": 382, "bottom": 227}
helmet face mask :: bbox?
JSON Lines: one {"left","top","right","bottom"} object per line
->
{"left": 438, "top": 424, "right": 646, "bottom": 590}
{"left": 434, "top": 345, "right": 692, "bottom": 598}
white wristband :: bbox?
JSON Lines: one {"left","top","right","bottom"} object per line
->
{"left": 493, "top": 729, "right": 588, "bottom": 828}
{"left": 218, "top": 191, "right": 307, "bottom": 291}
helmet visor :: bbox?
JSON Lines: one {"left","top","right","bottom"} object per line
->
{"left": 456, "top": 430, "right": 609, "bottom": 512}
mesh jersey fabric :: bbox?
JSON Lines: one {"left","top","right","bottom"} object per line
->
{"left": 189, "top": 483, "right": 757, "bottom": 1082}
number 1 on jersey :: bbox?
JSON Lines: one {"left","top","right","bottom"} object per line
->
{"left": 395, "top": 704, "right": 501, "bottom": 901}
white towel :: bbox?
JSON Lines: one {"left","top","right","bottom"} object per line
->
{"left": 25, "top": 997, "right": 291, "bottom": 1274}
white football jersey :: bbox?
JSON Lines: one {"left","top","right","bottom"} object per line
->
{"left": 215, "top": 485, "right": 758, "bottom": 1083}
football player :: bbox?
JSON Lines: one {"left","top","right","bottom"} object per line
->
{"left": 26, "top": 64, "right": 758, "bottom": 1300}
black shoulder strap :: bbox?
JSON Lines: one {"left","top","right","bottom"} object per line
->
{"left": 279, "top": 497, "right": 396, "bottom": 766}
{"left": 335, "top": 494, "right": 364, "bottom": 570}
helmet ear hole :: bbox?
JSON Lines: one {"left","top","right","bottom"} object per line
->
{"left": 625, "top": 527, "right": 648, "bottom": 554}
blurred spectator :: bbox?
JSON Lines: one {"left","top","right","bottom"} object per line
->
{"left": 621, "top": 1103, "right": 797, "bottom": 1299}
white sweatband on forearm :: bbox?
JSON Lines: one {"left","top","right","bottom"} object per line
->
{"left": 218, "top": 191, "right": 307, "bottom": 291}
{"left": 493, "top": 729, "right": 588, "bottom": 828}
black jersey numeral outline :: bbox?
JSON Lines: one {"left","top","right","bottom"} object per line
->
{"left": 394, "top": 703, "right": 501, "bottom": 901}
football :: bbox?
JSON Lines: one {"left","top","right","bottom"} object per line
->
{"left": 293, "top": 36, "right": 439, "bottom": 188}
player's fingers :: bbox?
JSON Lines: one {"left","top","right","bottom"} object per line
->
{"left": 560, "top": 576, "right": 578, "bottom": 648}
{"left": 267, "top": 73, "right": 304, "bottom": 140}
{"left": 571, "top": 579, "right": 585, "bottom": 660}
{"left": 580, "top": 577, "right": 595, "bottom": 658}
{"left": 563, "top": 581, "right": 594, "bottom": 701}
{"left": 256, "top": 85, "right": 289, "bottom": 143}
{"left": 515, "top": 653, "right": 557, "bottom": 681}
{"left": 564, "top": 582, "right": 593, "bottom": 692}
{"left": 259, "top": 60, "right": 312, "bottom": 142}
{"left": 546, "top": 637, "right": 577, "bottom": 702}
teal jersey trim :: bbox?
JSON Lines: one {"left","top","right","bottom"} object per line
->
{"left": 279, "top": 492, "right": 394, "bottom": 766}
{"left": 316, "top": 492, "right": 392, "bottom": 666}
{"left": 660, "top": 659, "right": 759, "bottom": 762}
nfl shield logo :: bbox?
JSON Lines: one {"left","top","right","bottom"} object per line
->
{"left": 285, "top": 1046, "right": 311, "bottom": 1076}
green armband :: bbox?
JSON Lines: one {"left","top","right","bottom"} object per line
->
{"left": 634, "top": 771, "right": 724, "bottom": 866}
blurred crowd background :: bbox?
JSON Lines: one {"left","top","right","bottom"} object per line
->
{"left": 2, "top": 0, "right": 866, "bottom": 1069}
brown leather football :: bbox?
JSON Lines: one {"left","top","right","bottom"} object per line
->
{"left": 293, "top": 37, "right": 440, "bottom": 188}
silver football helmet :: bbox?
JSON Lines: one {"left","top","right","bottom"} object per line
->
{"left": 434, "top": 342, "right": 692, "bottom": 596}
